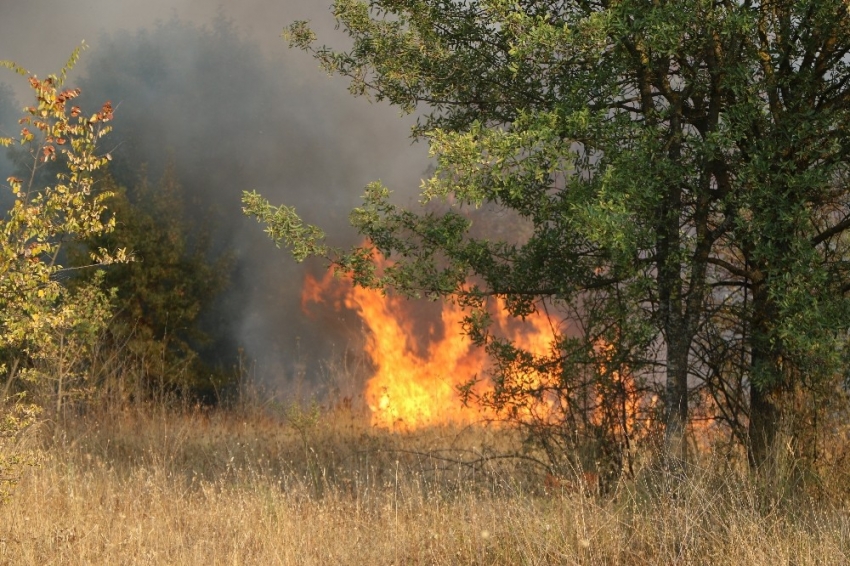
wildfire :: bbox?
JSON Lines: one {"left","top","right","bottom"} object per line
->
{"left": 301, "top": 264, "right": 554, "bottom": 429}
{"left": 299, "top": 254, "right": 665, "bottom": 441}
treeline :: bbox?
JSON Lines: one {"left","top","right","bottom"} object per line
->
{"left": 0, "top": 22, "right": 281, "bottom": 414}
{"left": 0, "top": 16, "right": 320, "bottom": 411}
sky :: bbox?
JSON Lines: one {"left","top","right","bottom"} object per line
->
{"left": 1, "top": 0, "right": 342, "bottom": 83}
{"left": 0, "top": 0, "right": 431, "bottom": 392}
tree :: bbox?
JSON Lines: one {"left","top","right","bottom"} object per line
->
{"left": 245, "top": 0, "right": 850, "bottom": 469}
{"left": 0, "top": 48, "right": 126, "bottom": 495}
{"left": 0, "top": 48, "right": 127, "bottom": 394}
{"left": 71, "top": 166, "right": 232, "bottom": 400}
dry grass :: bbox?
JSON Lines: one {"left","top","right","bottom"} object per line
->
{"left": 1, "top": 404, "right": 849, "bottom": 565}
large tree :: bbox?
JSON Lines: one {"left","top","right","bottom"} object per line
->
{"left": 245, "top": 0, "right": 850, "bottom": 468}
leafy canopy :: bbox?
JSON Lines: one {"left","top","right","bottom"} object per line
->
{"left": 245, "top": 0, "right": 850, "bottom": 467}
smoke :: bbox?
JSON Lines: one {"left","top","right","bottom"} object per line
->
{"left": 0, "top": 83, "right": 18, "bottom": 199}
{"left": 0, "top": 1, "right": 429, "bottom": 389}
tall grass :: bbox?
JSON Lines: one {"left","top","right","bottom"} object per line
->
{"left": 1, "top": 401, "right": 849, "bottom": 564}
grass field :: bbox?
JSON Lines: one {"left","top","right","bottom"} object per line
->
{"left": 1, "top": 402, "right": 849, "bottom": 565}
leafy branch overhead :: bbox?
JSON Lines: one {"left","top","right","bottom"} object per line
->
{"left": 242, "top": 190, "right": 328, "bottom": 262}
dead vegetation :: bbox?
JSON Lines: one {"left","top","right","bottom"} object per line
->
{"left": 1, "top": 399, "right": 849, "bottom": 565}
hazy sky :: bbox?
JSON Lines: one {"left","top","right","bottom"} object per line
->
{"left": 0, "top": 0, "right": 431, "bottom": 391}
{"left": 1, "top": 0, "right": 336, "bottom": 81}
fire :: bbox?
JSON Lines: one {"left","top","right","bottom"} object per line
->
{"left": 355, "top": 286, "right": 487, "bottom": 428}
{"left": 301, "top": 264, "right": 554, "bottom": 429}
{"left": 300, "top": 256, "right": 657, "bottom": 437}
{"left": 300, "top": 258, "right": 724, "bottom": 457}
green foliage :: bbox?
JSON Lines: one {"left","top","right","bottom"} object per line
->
{"left": 243, "top": 190, "right": 328, "bottom": 262}
{"left": 21, "top": 272, "right": 116, "bottom": 415}
{"left": 249, "top": 1, "right": 850, "bottom": 469}
{"left": 0, "top": 48, "right": 127, "bottom": 498}
{"left": 73, "top": 166, "right": 231, "bottom": 398}
{"left": 0, "top": 47, "right": 126, "bottom": 386}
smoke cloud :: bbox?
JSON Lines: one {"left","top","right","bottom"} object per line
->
{"left": 0, "top": 1, "right": 430, "bottom": 391}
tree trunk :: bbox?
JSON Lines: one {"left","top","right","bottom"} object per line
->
{"left": 748, "top": 274, "right": 781, "bottom": 469}
{"left": 664, "top": 337, "right": 690, "bottom": 459}
{"left": 748, "top": 380, "right": 780, "bottom": 469}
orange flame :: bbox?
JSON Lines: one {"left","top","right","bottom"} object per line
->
{"left": 301, "top": 257, "right": 659, "bottom": 439}
{"left": 355, "top": 285, "right": 487, "bottom": 428}
{"left": 301, "top": 264, "right": 555, "bottom": 429}
{"left": 302, "top": 260, "right": 730, "bottom": 454}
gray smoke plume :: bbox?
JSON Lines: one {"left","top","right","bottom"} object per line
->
{"left": 0, "top": 1, "right": 429, "bottom": 392}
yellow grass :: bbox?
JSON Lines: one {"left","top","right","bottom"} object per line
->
{"left": 1, "top": 405, "right": 849, "bottom": 565}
